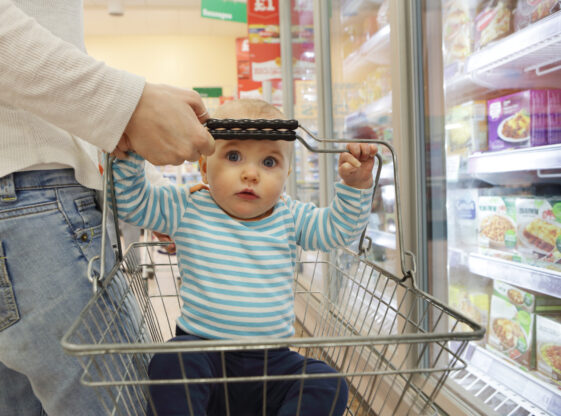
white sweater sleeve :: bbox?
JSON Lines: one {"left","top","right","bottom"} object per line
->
{"left": 0, "top": 0, "right": 145, "bottom": 152}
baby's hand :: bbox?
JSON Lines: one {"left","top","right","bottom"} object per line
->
{"left": 338, "top": 143, "right": 378, "bottom": 189}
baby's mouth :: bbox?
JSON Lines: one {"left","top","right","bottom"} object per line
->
{"left": 236, "top": 189, "right": 258, "bottom": 200}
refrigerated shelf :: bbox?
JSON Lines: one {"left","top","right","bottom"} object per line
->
{"left": 445, "top": 12, "right": 561, "bottom": 100}
{"left": 468, "top": 253, "right": 561, "bottom": 299}
{"left": 466, "top": 145, "right": 561, "bottom": 185}
{"left": 344, "top": 92, "right": 392, "bottom": 131}
{"left": 453, "top": 343, "right": 561, "bottom": 416}
{"left": 343, "top": 24, "right": 390, "bottom": 78}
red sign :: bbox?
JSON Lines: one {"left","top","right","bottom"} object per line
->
{"left": 236, "top": 37, "right": 251, "bottom": 80}
{"left": 247, "top": 0, "right": 281, "bottom": 81}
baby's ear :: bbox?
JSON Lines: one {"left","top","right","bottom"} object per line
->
{"left": 199, "top": 157, "right": 208, "bottom": 184}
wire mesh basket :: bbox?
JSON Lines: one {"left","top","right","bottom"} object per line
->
{"left": 62, "top": 122, "right": 484, "bottom": 416}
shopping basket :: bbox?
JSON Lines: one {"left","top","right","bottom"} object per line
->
{"left": 61, "top": 120, "right": 485, "bottom": 416}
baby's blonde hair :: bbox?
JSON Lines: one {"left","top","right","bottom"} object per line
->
{"left": 212, "top": 98, "right": 285, "bottom": 120}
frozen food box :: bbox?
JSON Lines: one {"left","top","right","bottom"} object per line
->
{"left": 487, "top": 90, "right": 548, "bottom": 151}
{"left": 478, "top": 196, "right": 517, "bottom": 251}
{"left": 448, "top": 189, "right": 479, "bottom": 250}
{"left": 535, "top": 314, "right": 561, "bottom": 387}
{"left": 516, "top": 197, "right": 561, "bottom": 271}
{"left": 474, "top": 0, "right": 515, "bottom": 50}
{"left": 514, "top": 0, "right": 561, "bottom": 31}
{"left": 449, "top": 283, "right": 490, "bottom": 339}
{"left": 445, "top": 100, "right": 488, "bottom": 157}
{"left": 548, "top": 89, "right": 561, "bottom": 145}
{"left": 488, "top": 281, "right": 561, "bottom": 370}
{"left": 445, "top": 101, "right": 488, "bottom": 178}
{"left": 442, "top": 0, "right": 478, "bottom": 67}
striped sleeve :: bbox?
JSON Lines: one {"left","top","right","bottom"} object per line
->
{"left": 111, "top": 153, "right": 187, "bottom": 236}
{"left": 287, "top": 182, "right": 373, "bottom": 251}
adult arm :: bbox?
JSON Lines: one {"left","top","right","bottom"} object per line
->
{"left": 0, "top": 0, "right": 214, "bottom": 165}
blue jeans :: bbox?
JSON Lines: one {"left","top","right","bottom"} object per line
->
{"left": 0, "top": 169, "right": 122, "bottom": 415}
{"left": 148, "top": 333, "right": 349, "bottom": 416}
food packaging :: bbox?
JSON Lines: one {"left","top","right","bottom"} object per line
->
{"left": 514, "top": 0, "right": 561, "bottom": 31}
{"left": 478, "top": 196, "right": 518, "bottom": 252}
{"left": 474, "top": 0, "right": 515, "bottom": 50}
{"left": 516, "top": 197, "right": 561, "bottom": 271}
{"left": 487, "top": 90, "right": 548, "bottom": 151}
{"left": 442, "top": 0, "right": 478, "bottom": 67}
{"left": 445, "top": 100, "right": 488, "bottom": 173}
{"left": 449, "top": 281, "right": 490, "bottom": 339}
{"left": 535, "top": 314, "right": 561, "bottom": 387}
{"left": 488, "top": 281, "right": 561, "bottom": 370}
{"left": 547, "top": 89, "right": 561, "bottom": 144}
{"left": 448, "top": 189, "right": 479, "bottom": 250}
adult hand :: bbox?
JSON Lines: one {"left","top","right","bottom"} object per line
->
{"left": 111, "top": 83, "right": 215, "bottom": 165}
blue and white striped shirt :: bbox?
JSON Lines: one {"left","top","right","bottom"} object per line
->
{"left": 112, "top": 154, "right": 373, "bottom": 339}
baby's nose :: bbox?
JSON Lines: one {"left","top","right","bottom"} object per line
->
{"left": 242, "top": 165, "right": 259, "bottom": 182}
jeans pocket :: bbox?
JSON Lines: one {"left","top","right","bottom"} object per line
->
{"left": 0, "top": 240, "right": 20, "bottom": 331}
{"left": 74, "top": 194, "right": 102, "bottom": 230}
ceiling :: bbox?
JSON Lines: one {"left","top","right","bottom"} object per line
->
{"left": 83, "top": 0, "right": 248, "bottom": 37}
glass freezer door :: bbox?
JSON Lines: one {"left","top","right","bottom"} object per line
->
{"left": 421, "top": 0, "right": 561, "bottom": 414}
{"left": 328, "top": 0, "right": 400, "bottom": 274}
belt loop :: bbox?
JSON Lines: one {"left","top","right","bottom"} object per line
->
{"left": 0, "top": 174, "right": 17, "bottom": 202}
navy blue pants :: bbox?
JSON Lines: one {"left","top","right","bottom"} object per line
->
{"left": 147, "top": 330, "right": 348, "bottom": 416}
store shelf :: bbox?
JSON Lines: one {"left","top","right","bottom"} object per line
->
{"left": 445, "top": 13, "right": 561, "bottom": 99}
{"left": 343, "top": 24, "right": 390, "bottom": 78}
{"left": 466, "top": 144, "right": 561, "bottom": 185}
{"left": 468, "top": 253, "right": 561, "bottom": 298}
{"left": 344, "top": 93, "right": 392, "bottom": 131}
{"left": 458, "top": 342, "right": 561, "bottom": 416}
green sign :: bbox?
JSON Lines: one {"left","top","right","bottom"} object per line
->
{"left": 201, "top": 0, "right": 247, "bottom": 23}
{"left": 194, "top": 87, "right": 223, "bottom": 98}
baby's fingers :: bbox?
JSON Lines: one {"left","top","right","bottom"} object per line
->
{"left": 339, "top": 152, "right": 361, "bottom": 168}
{"left": 345, "top": 143, "right": 378, "bottom": 161}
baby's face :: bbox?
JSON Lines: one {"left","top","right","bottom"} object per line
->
{"left": 202, "top": 139, "right": 292, "bottom": 220}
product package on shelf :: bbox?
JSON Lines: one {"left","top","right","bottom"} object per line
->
{"left": 474, "top": 0, "right": 515, "bottom": 50}
{"left": 487, "top": 89, "right": 548, "bottom": 151}
{"left": 445, "top": 100, "right": 488, "bottom": 175}
{"left": 488, "top": 281, "right": 561, "bottom": 370}
{"left": 449, "top": 273, "right": 491, "bottom": 341}
{"left": 516, "top": 196, "right": 561, "bottom": 272}
{"left": 535, "top": 314, "right": 561, "bottom": 387}
{"left": 478, "top": 195, "right": 518, "bottom": 255}
{"left": 442, "top": 0, "right": 478, "bottom": 70}
{"left": 548, "top": 89, "right": 561, "bottom": 145}
{"left": 514, "top": 0, "right": 561, "bottom": 31}
{"left": 448, "top": 188, "right": 479, "bottom": 251}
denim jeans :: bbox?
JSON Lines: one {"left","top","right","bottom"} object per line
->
{"left": 0, "top": 169, "right": 121, "bottom": 415}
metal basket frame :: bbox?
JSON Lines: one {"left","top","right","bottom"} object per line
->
{"left": 62, "top": 124, "right": 485, "bottom": 416}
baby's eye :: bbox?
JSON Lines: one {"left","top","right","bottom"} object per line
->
{"left": 263, "top": 157, "right": 277, "bottom": 168}
{"left": 226, "top": 151, "right": 241, "bottom": 162}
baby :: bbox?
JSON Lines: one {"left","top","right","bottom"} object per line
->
{"left": 111, "top": 98, "right": 377, "bottom": 415}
